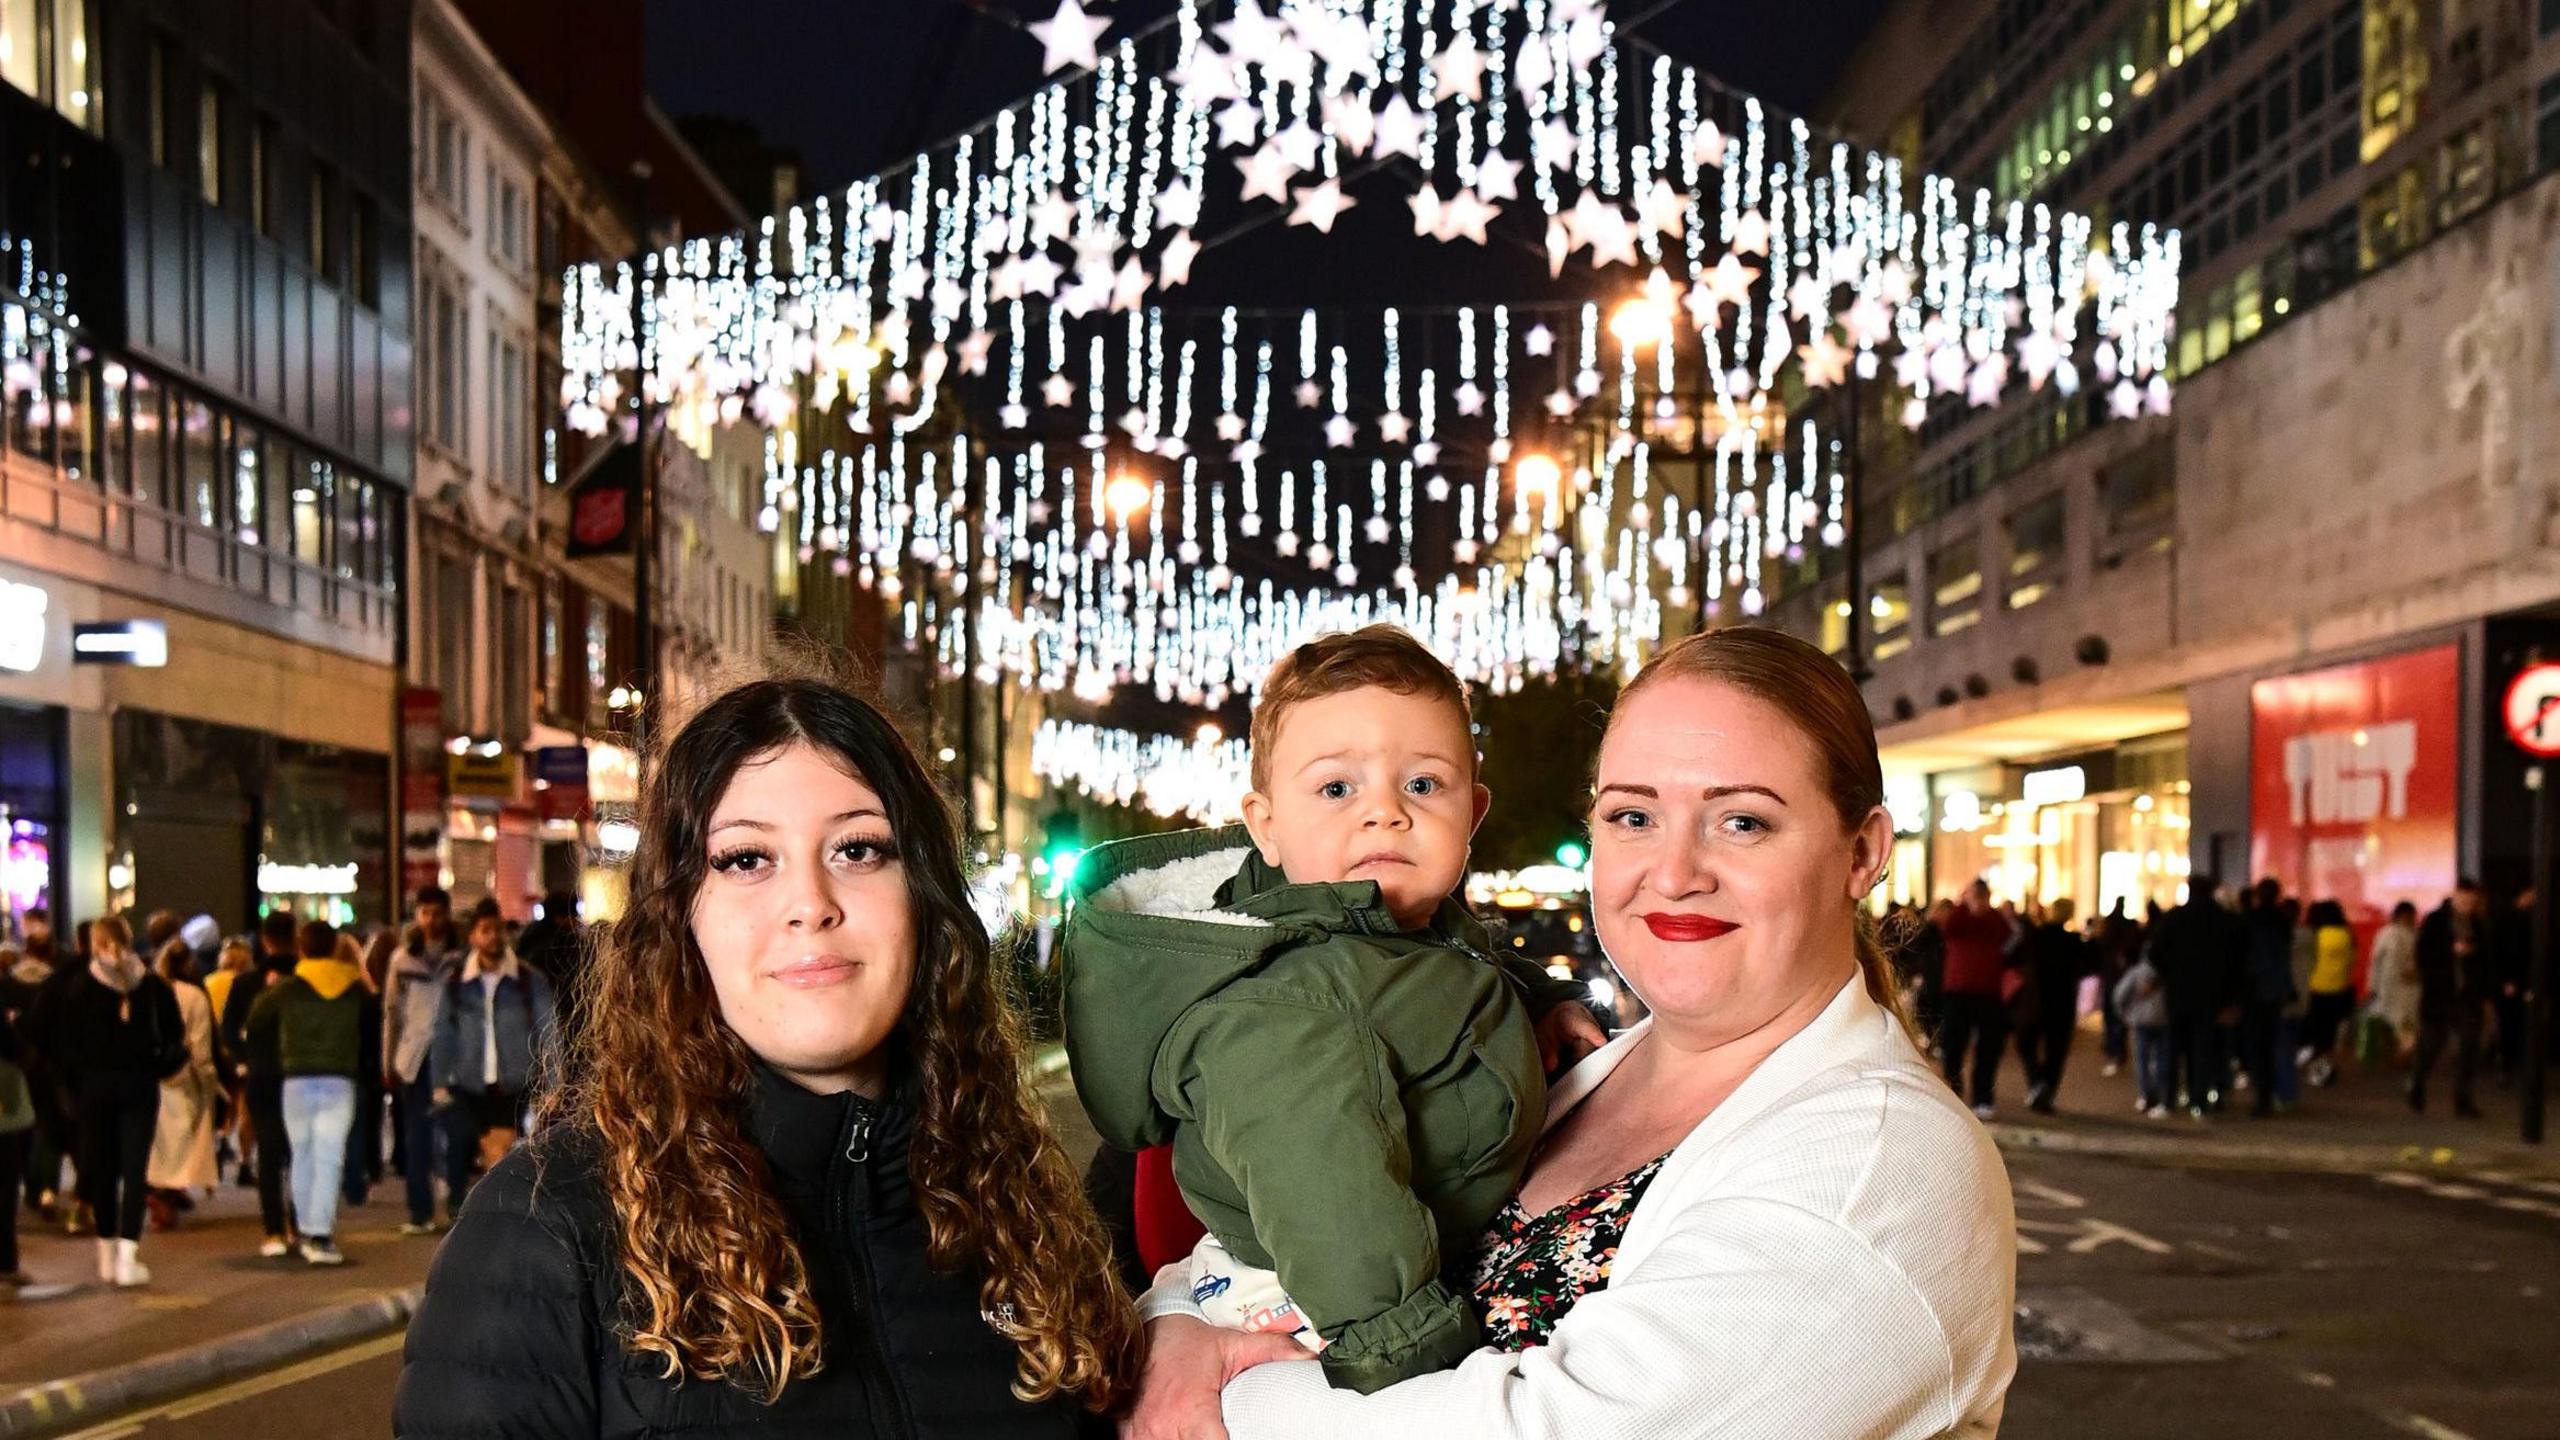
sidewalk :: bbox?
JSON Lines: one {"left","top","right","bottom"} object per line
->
{"left": 1978, "top": 1022, "right": 2560, "bottom": 1179}
{"left": 0, "top": 1180, "right": 436, "bottom": 1437}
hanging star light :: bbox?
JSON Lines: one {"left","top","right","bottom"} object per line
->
{"left": 1028, "top": 0, "right": 1114, "bottom": 73}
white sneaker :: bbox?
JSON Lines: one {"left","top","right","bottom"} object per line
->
{"left": 1971, "top": 1102, "right": 1998, "bottom": 1121}
{"left": 2146, "top": 1104, "right": 2171, "bottom": 1119}
{"left": 2101, "top": 1062, "right": 2121, "bottom": 1078}
{"left": 2134, "top": 1097, "right": 2153, "bottom": 1113}
{"left": 259, "top": 1236, "right": 292, "bottom": 1259}
{"left": 299, "top": 1239, "right": 346, "bottom": 1267}
{"left": 112, "top": 1239, "right": 150, "bottom": 1288}
{"left": 96, "top": 1239, "right": 115, "bottom": 1283}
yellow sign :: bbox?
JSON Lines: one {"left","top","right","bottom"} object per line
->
{"left": 447, "top": 751, "right": 521, "bottom": 799}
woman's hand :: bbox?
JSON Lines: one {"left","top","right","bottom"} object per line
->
{"left": 1120, "top": 1315, "right": 1312, "bottom": 1440}
{"left": 1535, "top": 1003, "right": 1611, "bottom": 1076}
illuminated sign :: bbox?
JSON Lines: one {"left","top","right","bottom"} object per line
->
{"left": 71, "top": 620, "right": 167, "bottom": 667}
{"left": 0, "top": 579, "right": 46, "bottom": 672}
{"left": 258, "top": 862, "right": 361, "bottom": 896}
{"left": 2021, "top": 765, "right": 2088, "bottom": 807}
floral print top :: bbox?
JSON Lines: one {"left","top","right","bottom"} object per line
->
{"left": 1468, "top": 1149, "right": 1675, "bottom": 1351}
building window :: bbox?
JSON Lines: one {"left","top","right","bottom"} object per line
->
{"left": 0, "top": 0, "right": 98, "bottom": 131}
{"left": 309, "top": 164, "right": 336, "bottom": 277}
{"left": 351, "top": 198, "right": 378, "bottom": 307}
{"left": 540, "top": 580, "right": 563, "bottom": 715}
{"left": 2360, "top": 0, "right": 2427, "bottom": 163}
{"left": 421, "top": 87, "right": 467, "bottom": 221}
{"left": 249, "top": 116, "right": 275, "bottom": 237}
{"left": 293, "top": 456, "right": 330, "bottom": 568}
{"left": 198, "top": 80, "right": 227, "bottom": 207}
{"left": 2434, "top": 119, "right": 2496, "bottom": 228}
{"left": 1928, "top": 538, "right": 1982, "bottom": 636}
{"left": 2097, "top": 437, "right": 2175, "bottom": 564}
{"left": 2002, "top": 491, "right": 2066, "bottom": 610}
{"left": 422, "top": 269, "right": 467, "bottom": 456}
{"left": 1871, "top": 574, "right": 1912, "bottom": 662}
{"left": 493, "top": 335, "right": 528, "bottom": 495}
{"left": 491, "top": 172, "right": 527, "bottom": 270}
{"left": 146, "top": 38, "right": 169, "bottom": 167}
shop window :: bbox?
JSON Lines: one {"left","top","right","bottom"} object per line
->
{"left": 1871, "top": 575, "right": 1912, "bottom": 663}
{"left": 2003, "top": 491, "right": 2067, "bottom": 610}
{"left": 1929, "top": 538, "right": 1982, "bottom": 637}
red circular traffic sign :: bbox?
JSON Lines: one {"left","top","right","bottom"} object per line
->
{"left": 2502, "top": 662, "right": 2560, "bottom": 757}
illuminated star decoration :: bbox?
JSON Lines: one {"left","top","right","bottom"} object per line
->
{"left": 1029, "top": 0, "right": 1114, "bottom": 75}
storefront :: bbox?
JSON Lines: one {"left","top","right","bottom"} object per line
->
{"left": 0, "top": 700, "right": 67, "bottom": 940}
{"left": 2247, "top": 642, "right": 2459, "bottom": 930}
{"left": 1924, "top": 734, "right": 2192, "bottom": 915}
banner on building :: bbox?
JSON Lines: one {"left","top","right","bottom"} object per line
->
{"left": 564, "top": 442, "right": 641, "bottom": 558}
{"left": 401, "top": 687, "right": 446, "bottom": 896}
{"left": 2249, "top": 643, "right": 2459, "bottom": 927}
{"left": 533, "top": 745, "right": 591, "bottom": 823}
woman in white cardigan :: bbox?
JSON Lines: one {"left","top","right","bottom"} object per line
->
{"left": 1126, "top": 627, "right": 2017, "bottom": 1440}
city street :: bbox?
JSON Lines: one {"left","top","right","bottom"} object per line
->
{"left": 21, "top": 1068, "right": 2559, "bottom": 1440}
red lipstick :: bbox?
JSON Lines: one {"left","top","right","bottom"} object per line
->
{"left": 1641, "top": 913, "right": 1738, "bottom": 942}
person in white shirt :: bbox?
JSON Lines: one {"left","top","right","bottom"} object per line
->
{"left": 1125, "top": 626, "right": 2018, "bottom": 1440}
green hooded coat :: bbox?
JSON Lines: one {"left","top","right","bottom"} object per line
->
{"left": 1062, "top": 825, "right": 1560, "bottom": 1394}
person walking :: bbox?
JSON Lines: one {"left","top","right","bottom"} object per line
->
{"left": 2299, "top": 900, "right": 2358, "bottom": 1087}
{"left": 2411, "top": 880, "right": 2495, "bottom": 1118}
{"left": 2238, "top": 881, "right": 2299, "bottom": 1117}
{"left": 247, "top": 920, "right": 380, "bottom": 1266}
{"left": 144, "top": 939, "right": 221, "bottom": 1229}
{"left": 383, "top": 886, "right": 465, "bottom": 1235}
{"left": 2148, "top": 876, "right": 2248, "bottom": 1116}
{"left": 61, "top": 917, "right": 186, "bottom": 1286}
{"left": 2112, "top": 950, "right": 2175, "bottom": 1117}
{"left": 2093, "top": 900, "right": 2142, "bottom": 1078}
{"left": 2366, "top": 901, "right": 2423, "bottom": 1058}
{"left": 224, "top": 911, "right": 302, "bottom": 1253}
{"left": 427, "top": 902, "right": 554, "bottom": 1217}
{"left": 2018, "top": 898, "right": 2094, "bottom": 1114}
{"left": 1936, "top": 880, "right": 2019, "bottom": 1119}
{"left": 0, "top": 978, "right": 32, "bottom": 1287}
{"left": 201, "top": 939, "right": 255, "bottom": 1185}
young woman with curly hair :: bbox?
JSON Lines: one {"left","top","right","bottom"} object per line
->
{"left": 394, "top": 676, "right": 1139, "bottom": 1437}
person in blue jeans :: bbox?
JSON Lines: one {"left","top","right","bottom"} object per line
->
{"left": 430, "top": 902, "right": 554, "bottom": 1212}
{"left": 2113, "top": 953, "right": 2175, "bottom": 1118}
{"left": 246, "top": 919, "right": 380, "bottom": 1266}
{"left": 382, "top": 888, "right": 464, "bottom": 1235}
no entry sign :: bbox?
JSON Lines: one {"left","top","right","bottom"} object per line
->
{"left": 2503, "top": 662, "right": 2560, "bottom": 757}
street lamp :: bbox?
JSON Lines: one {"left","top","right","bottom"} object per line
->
{"left": 1513, "top": 452, "right": 1562, "bottom": 498}
{"left": 1104, "top": 471, "right": 1152, "bottom": 522}
{"left": 1607, "top": 275, "right": 1678, "bottom": 350}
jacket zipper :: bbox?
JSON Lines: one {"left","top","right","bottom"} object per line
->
{"left": 833, "top": 1102, "right": 912, "bottom": 1440}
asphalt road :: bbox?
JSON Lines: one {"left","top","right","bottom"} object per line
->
{"left": 42, "top": 1099, "right": 2560, "bottom": 1439}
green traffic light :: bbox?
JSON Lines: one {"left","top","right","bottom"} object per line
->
{"left": 1555, "top": 839, "right": 1589, "bottom": 868}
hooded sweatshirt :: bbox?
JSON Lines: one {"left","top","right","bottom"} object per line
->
{"left": 1060, "top": 825, "right": 1549, "bottom": 1395}
{"left": 247, "top": 958, "right": 380, "bottom": 1080}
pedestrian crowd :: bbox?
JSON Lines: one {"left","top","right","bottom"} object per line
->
{"left": 0, "top": 885, "right": 581, "bottom": 1291}
{"left": 1885, "top": 872, "right": 2542, "bottom": 1122}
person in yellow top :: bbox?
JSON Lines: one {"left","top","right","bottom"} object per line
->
{"left": 2300, "top": 900, "right": 2359, "bottom": 1087}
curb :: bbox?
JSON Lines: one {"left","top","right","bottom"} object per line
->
{"left": 1990, "top": 1123, "right": 2560, "bottom": 1178}
{"left": 0, "top": 1284, "right": 422, "bottom": 1439}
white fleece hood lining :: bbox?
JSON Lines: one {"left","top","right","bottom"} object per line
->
{"left": 1084, "top": 846, "right": 1270, "bottom": 928}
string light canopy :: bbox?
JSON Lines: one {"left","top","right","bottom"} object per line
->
{"left": 556, "top": 0, "right": 2182, "bottom": 820}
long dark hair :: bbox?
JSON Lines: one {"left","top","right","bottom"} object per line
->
{"left": 550, "top": 675, "right": 1137, "bottom": 1406}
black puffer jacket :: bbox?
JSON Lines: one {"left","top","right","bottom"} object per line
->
{"left": 392, "top": 1062, "right": 1109, "bottom": 1439}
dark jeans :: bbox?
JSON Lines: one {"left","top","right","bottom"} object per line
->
{"left": 75, "top": 1072, "right": 160, "bottom": 1242}
{"left": 400, "top": 1072, "right": 441, "bottom": 1225}
{"left": 437, "top": 1086, "right": 521, "bottom": 1219}
{"left": 247, "top": 1076, "right": 291, "bottom": 1238}
{"left": 2099, "top": 974, "right": 2130, "bottom": 1063}
{"left": 2303, "top": 992, "right": 2357, "bottom": 1057}
{"left": 2133, "top": 1025, "right": 2174, "bottom": 1108}
{"left": 1936, "top": 992, "right": 2009, "bottom": 1108}
{"left": 2019, "top": 1002, "right": 2079, "bottom": 1101}
{"left": 2240, "top": 1002, "right": 2299, "bottom": 1110}
{"left": 2169, "top": 1013, "right": 2227, "bottom": 1111}
{"left": 2412, "top": 1003, "right": 2484, "bottom": 1110}
{"left": 342, "top": 1077, "right": 377, "bottom": 1208}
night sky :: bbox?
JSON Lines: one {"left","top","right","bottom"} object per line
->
{"left": 643, "top": 1, "right": 1895, "bottom": 197}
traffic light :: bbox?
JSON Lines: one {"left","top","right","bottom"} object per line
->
{"left": 1039, "top": 811, "right": 1086, "bottom": 900}
{"left": 1555, "top": 839, "right": 1589, "bottom": 868}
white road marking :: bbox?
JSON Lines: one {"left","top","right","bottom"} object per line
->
{"left": 45, "top": 1331, "right": 406, "bottom": 1440}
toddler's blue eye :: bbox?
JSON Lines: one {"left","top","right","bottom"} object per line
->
{"left": 1406, "top": 776, "right": 1441, "bottom": 797}
{"left": 1320, "top": 780, "right": 1352, "bottom": 800}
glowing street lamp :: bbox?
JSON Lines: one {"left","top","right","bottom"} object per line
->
{"left": 1513, "top": 452, "right": 1563, "bottom": 497}
{"left": 1104, "top": 471, "right": 1152, "bottom": 522}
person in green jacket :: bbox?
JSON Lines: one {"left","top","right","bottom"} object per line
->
{"left": 1062, "top": 626, "right": 1605, "bottom": 1395}
{"left": 246, "top": 919, "right": 381, "bottom": 1267}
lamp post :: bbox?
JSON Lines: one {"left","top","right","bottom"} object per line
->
{"left": 626, "top": 161, "right": 660, "bottom": 758}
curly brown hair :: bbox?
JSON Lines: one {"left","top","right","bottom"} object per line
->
{"left": 546, "top": 674, "right": 1139, "bottom": 1407}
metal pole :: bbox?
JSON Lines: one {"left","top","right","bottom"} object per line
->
{"left": 2528, "top": 760, "right": 2552, "bottom": 1145}
{"left": 627, "top": 163, "right": 658, "bottom": 759}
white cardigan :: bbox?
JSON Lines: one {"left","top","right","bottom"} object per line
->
{"left": 1215, "top": 975, "right": 2018, "bottom": 1439}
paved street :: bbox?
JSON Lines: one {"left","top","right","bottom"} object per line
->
{"left": 23, "top": 1065, "right": 2558, "bottom": 1440}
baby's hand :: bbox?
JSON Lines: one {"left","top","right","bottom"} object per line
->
{"left": 1535, "top": 1004, "right": 1610, "bottom": 1076}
